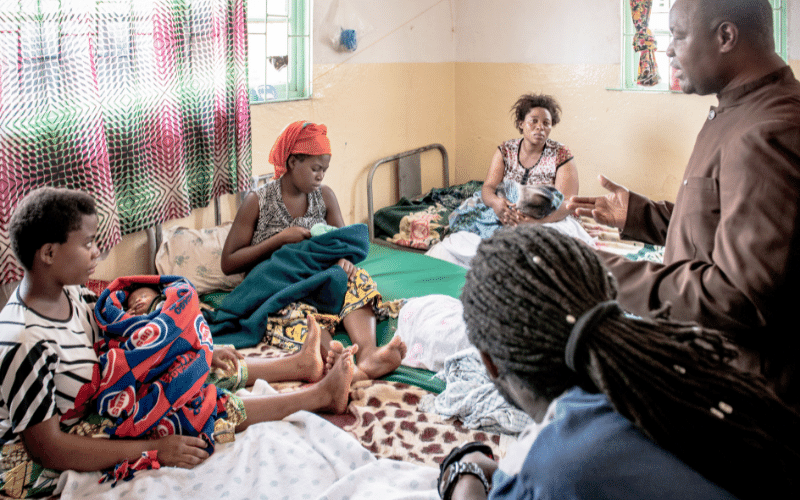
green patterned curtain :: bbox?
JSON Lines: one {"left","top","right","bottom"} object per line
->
{"left": 630, "top": 0, "right": 660, "bottom": 86}
{"left": 0, "top": 0, "right": 252, "bottom": 284}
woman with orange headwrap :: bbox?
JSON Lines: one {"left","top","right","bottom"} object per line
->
{"left": 221, "top": 121, "right": 406, "bottom": 382}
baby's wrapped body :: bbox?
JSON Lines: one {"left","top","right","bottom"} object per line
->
{"left": 496, "top": 181, "right": 563, "bottom": 219}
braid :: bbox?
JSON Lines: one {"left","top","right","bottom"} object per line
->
{"left": 462, "top": 225, "right": 800, "bottom": 499}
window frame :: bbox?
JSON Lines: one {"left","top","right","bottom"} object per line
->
{"left": 619, "top": 0, "right": 787, "bottom": 92}
{"left": 247, "top": 0, "right": 311, "bottom": 104}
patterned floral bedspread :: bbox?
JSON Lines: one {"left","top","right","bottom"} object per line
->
{"left": 238, "top": 346, "right": 515, "bottom": 466}
{"left": 373, "top": 181, "right": 483, "bottom": 251}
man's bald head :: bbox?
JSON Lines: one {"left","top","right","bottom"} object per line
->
{"left": 693, "top": 0, "right": 774, "bottom": 50}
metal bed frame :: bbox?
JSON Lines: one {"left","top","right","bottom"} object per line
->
{"left": 366, "top": 144, "right": 449, "bottom": 252}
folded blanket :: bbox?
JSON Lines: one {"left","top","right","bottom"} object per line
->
{"left": 89, "top": 275, "right": 226, "bottom": 450}
{"left": 419, "top": 348, "right": 534, "bottom": 435}
{"left": 204, "top": 223, "right": 371, "bottom": 348}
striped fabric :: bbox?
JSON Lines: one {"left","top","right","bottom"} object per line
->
{"left": 0, "top": 0, "right": 252, "bottom": 284}
{"left": 0, "top": 286, "right": 100, "bottom": 446}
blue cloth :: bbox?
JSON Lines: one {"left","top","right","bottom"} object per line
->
{"left": 203, "top": 224, "right": 370, "bottom": 348}
{"left": 490, "top": 387, "right": 738, "bottom": 500}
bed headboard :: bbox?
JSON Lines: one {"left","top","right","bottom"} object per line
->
{"left": 366, "top": 144, "right": 449, "bottom": 245}
{"left": 145, "top": 173, "right": 274, "bottom": 273}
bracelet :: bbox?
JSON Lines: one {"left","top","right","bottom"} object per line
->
{"left": 440, "top": 461, "right": 490, "bottom": 500}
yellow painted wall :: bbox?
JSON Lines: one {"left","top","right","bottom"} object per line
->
{"left": 456, "top": 60, "right": 800, "bottom": 201}
{"left": 93, "top": 58, "right": 800, "bottom": 281}
{"left": 92, "top": 62, "right": 456, "bottom": 280}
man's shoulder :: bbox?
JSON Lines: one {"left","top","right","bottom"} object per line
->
{"left": 745, "top": 73, "right": 800, "bottom": 124}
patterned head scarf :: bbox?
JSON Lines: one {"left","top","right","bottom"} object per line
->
{"left": 268, "top": 121, "right": 332, "bottom": 179}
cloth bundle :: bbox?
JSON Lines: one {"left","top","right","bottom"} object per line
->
{"left": 88, "top": 275, "right": 229, "bottom": 452}
{"left": 204, "top": 223, "right": 371, "bottom": 348}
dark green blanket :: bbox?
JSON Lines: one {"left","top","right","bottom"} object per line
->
{"left": 204, "top": 224, "right": 370, "bottom": 348}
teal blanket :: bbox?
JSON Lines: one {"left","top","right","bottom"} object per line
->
{"left": 204, "top": 224, "right": 370, "bottom": 347}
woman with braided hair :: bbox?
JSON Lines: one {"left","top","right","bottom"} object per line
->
{"left": 437, "top": 225, "right": 799, "bottom": 500}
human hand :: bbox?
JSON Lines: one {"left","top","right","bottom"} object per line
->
{"left": 153, "top": 435, "right": 209, "bottom": 469}
{"left": 337, "top": 259, "right": 357, "bottom": 281}
{"left": 280, "top": 226, "right": 312, "bottom": 244}
{"left": 566, "top": 175, "right": 629, "bottom": 230}
{"left": 504, "top": 207, "right": 537, "bottom": 227}
{"left": 211, "top": 345, "right": 244, "bottom": 372}
{"left": 491, "top": 198, "right": 517, "bottom": 226}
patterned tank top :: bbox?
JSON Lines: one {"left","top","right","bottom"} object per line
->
{"left": 251, "top": 179, "right": 327, "bottom": 245}
{"left": 498, "top": 138, "right": 573, "bottom": 186}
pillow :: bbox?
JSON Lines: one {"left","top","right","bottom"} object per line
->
{"left": 155, "top": 222, "right": 244, "bottom": 294}
{"left": 393, "top": 294, "right": 472, "bottom": 372}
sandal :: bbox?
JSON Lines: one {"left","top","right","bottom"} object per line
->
{"left": 438, "top": 441, "right": 494, "bottom": 497}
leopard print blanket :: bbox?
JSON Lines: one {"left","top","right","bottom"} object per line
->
{"left": 239, "top": 345, "right": 514, "bottom": 467}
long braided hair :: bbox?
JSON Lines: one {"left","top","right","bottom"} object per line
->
{"left": 461, "top": 225, "right": 799, "bottom": 500}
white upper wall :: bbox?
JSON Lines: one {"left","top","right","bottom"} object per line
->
{"left": 313, "top": 0, "right": 457, "bottom": 63}
{"left": 313, "top": 0, "right": 800, "bottom": 64}
{"left": 455, "top": 0, "right": 620, "bottom": 64}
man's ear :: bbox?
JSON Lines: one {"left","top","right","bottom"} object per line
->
{"left": 716, "top": 20, "right": 738, "bottom": 54}
{"left": 479, "top": 350, "right": 500, "bottom": 379}
{"left": 37, "top": 243, "right": 57, "bottom": 265}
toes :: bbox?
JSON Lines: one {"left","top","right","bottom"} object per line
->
{"left": 329, "top": 340, "right": 344, "bottom": 353}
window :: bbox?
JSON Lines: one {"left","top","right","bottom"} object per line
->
{"left": 247, "top": 0, "right": 311, "bottom": 103}
{"left": 621, "top": 0, "right": 787, "bottom": 92}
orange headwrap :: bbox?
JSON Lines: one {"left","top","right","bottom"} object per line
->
{"left": 268, "top": 121, "right": 332, "bottom": 179}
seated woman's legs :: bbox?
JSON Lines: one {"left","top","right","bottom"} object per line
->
{"left": 243, "top": 316, "right": 329, "bottom": 384}
{"left": 330, "top": 305, "right": 407, "bottom": 382}
{"left": 234, "top": 348, "right": 355, "bottom": 431}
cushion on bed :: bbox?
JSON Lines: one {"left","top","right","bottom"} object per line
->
{"left": 155, "top": 223, "right": 244, "bottom": 294}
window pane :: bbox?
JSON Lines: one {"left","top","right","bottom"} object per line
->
{"left": 250, "top": 0, "right": 267, "bottom": 22}
{"left": 620, "top": 0, "right": 786, "bottom": 91}
{"left": 267, "top": 20, "right": 288, "bottom": 56}
{"left": 267, "top": 0, "right": 287, "bottom": 17}
{"left": 248, "top": 0, "right": 310, "bottom": 103}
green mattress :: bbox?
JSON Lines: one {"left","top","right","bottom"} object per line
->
{"left": 201, "top": 243, "right": 467, "bottom": 394}
{"left": 332, "top": 243, "right": 467, "bottom": 393}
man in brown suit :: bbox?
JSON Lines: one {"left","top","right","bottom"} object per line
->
{"left": 568, "top": 0, "right": 800, "bottom": 407}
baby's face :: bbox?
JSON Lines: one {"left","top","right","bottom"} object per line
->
{"left": 128, "top": 287, "right": 159, "bottom": 316}
{"left": 516, "top": 185, "right": 563, "bottom": 219}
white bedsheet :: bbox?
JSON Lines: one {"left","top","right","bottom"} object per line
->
{"left": 426, "top": 217, "right": 595, "bottom": 269}
{"left": 56, "top": 410, "right": 439, "bottom": 500}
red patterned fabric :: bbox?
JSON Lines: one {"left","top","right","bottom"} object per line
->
{"left": 85, "top": 275, "right": 226, "bottom": 445}
{"left": 98, "top": 450, "right": 161, "bottom": 485}
{"left": 0, "top": 0, "right": 252, "bottom": 285}
{"left": 630, "top": 0, "right": 660, "bottom": 86}
{"left": 268, "top": 121, "right": 332, "bottom": 179}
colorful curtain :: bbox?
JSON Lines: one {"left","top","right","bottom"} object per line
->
{"left": 630, "top": 0, "right": 660, "bottom": 86}
{"left": 0, "top": 0, "right": 252, "bottom": 284}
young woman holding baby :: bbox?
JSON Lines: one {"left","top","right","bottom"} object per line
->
{"left": 481, "top": 93, "right": 578, "bottom": 227}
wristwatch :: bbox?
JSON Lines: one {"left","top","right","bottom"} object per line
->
{"left": 439, "top": 460, "right": 491, "bottom": 500}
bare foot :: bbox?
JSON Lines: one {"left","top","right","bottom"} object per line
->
{"left": 325, "top": 340, "right": 360, "bottom": 374}
{"left": 316, "top": 346, "right": 356, "bottom": 414}
{"left": 293, "top": 316, "right": 325, "bottom": 382}
{"left": 355, "top": 335, "right": 406, "bottom": 381}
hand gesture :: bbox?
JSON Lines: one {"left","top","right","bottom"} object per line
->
{"left": 504, "top": 207, "right": 537, "bottom": 227}
{"left": 566, "top": 175, "right": 630, "bottom": 230}
{"left": 491, "top": 198, "right": 517, "bottom": 226}
{"left": 154, "top": 435, "right": 209, "bottom": 469}
{"left": 280, "top": 226, "right": 312, "bottom": 244}
{"left": 211, "top": 345, "right": 244, "bottom": 372}
{"left": 337, "top": 259, "right": 358, "bottom": 281}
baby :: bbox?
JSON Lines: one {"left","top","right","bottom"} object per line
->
{"left": 496, "top": 181, "right": 564, "bottom": 219}
{"left": 125, "top": 285, "right": 163, "bottom": 316}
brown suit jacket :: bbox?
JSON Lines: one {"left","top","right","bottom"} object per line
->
{"left": 602, "top": 67, "right": 800, "bottom": 406}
